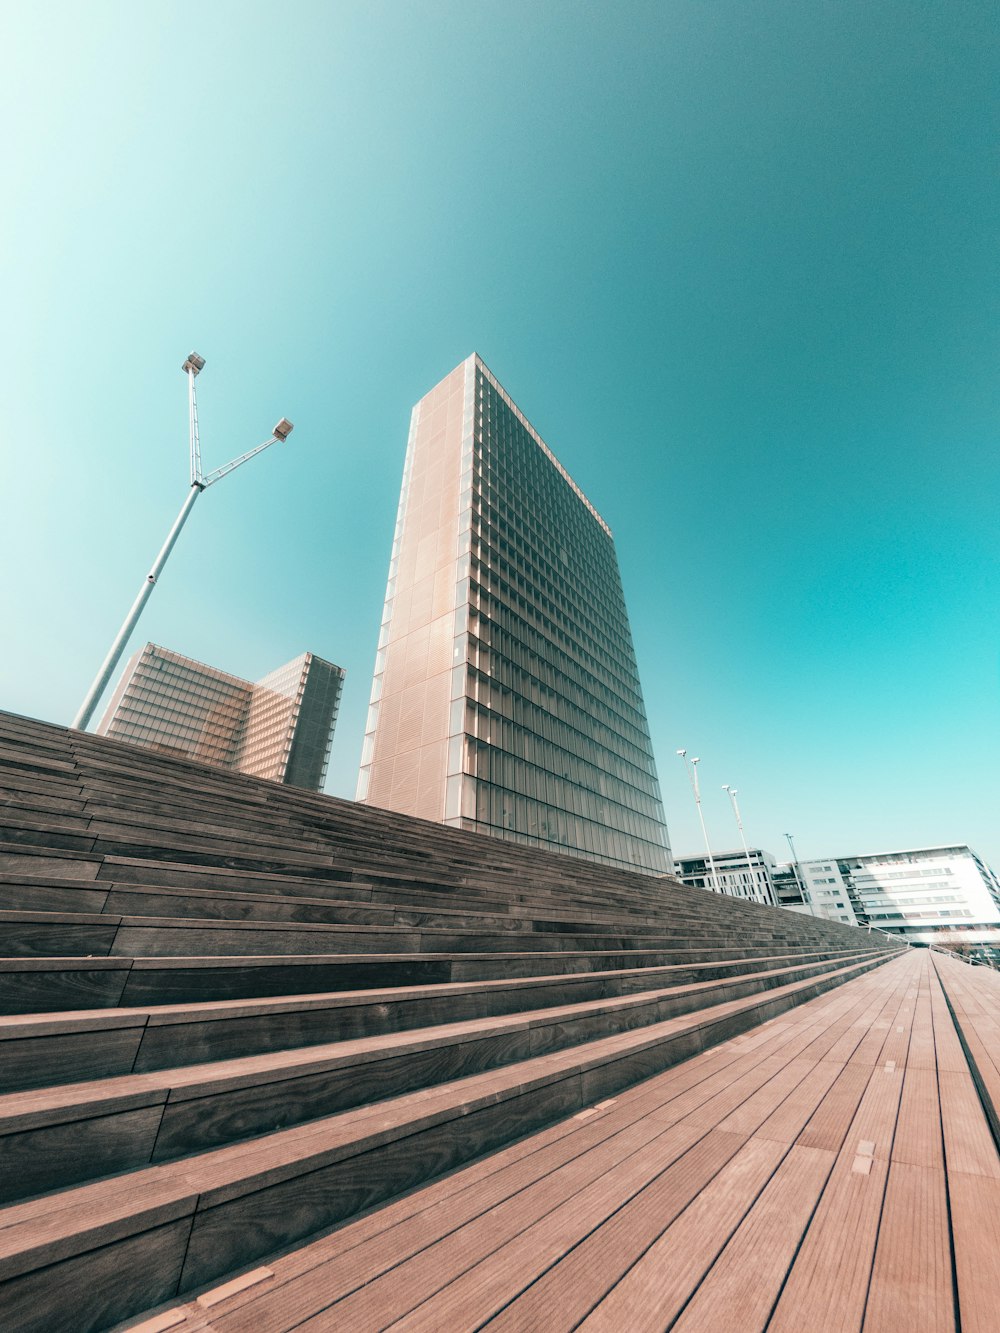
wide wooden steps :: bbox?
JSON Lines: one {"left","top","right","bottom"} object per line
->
{"left": 126, "top": 951, "right": 1000, "bottom": 1333}
{"left": 0, "top": 708, "right": 912, "bottom": 1331}
{"left": 0, "top": 948, "right": 866, "bottom": 1091}
{"left": 0, "top": 950, "right": 889, "bottom": 1204}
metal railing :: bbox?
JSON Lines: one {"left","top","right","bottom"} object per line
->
{"left": 928, "top": 942, "right": 997, "bottom": 970}
{"left": 866, "top": 922, "right": 911, "bottom": 948}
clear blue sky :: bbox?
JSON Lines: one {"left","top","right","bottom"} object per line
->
{"left": 1, "top": 1, "right": 996, "bottom": 869}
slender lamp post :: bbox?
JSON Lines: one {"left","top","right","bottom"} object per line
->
{"left": 784, "top": 832, "right": 809, "bottom": 908}
{"left": 677, "top": 750, "right": 721, "bottom": 893}
{"left": 722, "top": 785, "right": 775, "bottom": 906}
{"left": 72, "top": 352, "right": 294, "bottom": 732}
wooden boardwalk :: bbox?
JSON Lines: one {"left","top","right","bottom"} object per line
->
{"left": 3, "top": 710, "right": 994, "bottom": 1332}
{"left": 130, "top": 948, "right": 1000, "bottom": 1333}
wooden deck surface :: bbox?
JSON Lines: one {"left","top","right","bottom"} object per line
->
{"left": 126, "top": 947, "right": 1000, "bottom": 1332}
{"left": 0, "top": 710, "right": 911, "bottom": 1332}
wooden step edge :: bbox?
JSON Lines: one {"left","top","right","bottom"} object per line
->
{"left": 0, "top": 947, "right": 879, "bottom": 1036}
{"left": 0, "top": 950, "right": 885, "bottom": 1139}
{"left": 0, "top": 950, "right": 893, "bottom": 1285}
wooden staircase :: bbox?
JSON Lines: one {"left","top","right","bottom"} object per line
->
{"left": 0, "top": 709, "right": 904, "bottom": 1331}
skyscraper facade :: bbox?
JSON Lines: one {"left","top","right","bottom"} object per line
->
{"left": 357, "top": 354, "right": 672, "bottom": 874}
{"left": 99, "top": 643, "right": 345, "bottom": 791}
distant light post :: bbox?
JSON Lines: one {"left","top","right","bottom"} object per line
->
{"left": 72, "top": 352, "right": 294, "bottom": 732}
{"left": 723, "top": 784, "right": 775, "bottom": 905}
{"left": 677, "top": 749, "right": 721, "bottom": 893}
{"left": 784, "top": 832, "right": 807, "bottom": 906}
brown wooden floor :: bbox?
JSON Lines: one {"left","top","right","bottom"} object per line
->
{"left": 0, "top": 709, "right": 907, "bottom": 1332}
{"left": 122, "top": 948, "right": 1000, "bottom": 1332}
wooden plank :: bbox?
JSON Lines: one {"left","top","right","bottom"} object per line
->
{"left": 863, "top": 1160, "right": 954, "bottom": 1331}
{"left": 210, "top": 977, "right": 879, "bottom": 1332}
{"left": 795, "top": 1063, "right": 873, "bottom": 1152}
{"left": 709, "top": 1057, "right": 831, "bottom": 1139}
{"left": 930, "top": 957, "right": 1000, "bottom": 1333}
{"left": 205, "top": 1044, "right": 763, "bottom": 1331}
{"left": 770, "top": 1149, "right": 890, "bottom": 1333}
{"left": 948, "top": 1171, "right": 1000, "bottom": 1333}
{"left": 0, "top": 1023, "right": 145, "bottom": 1095}
{"left": 481, "top": 1134, "right": 763, "bottom": 1333}
{"left": 937, "top": 1068, "right": 999, "bottom": 1180}
{"left": 787, "top": 956, "right": 914, "bottom": 1156}
{"left": 461, "top": 1045, "right": 848, "bottom": 1327}
{"left": 863, "top": 957, "right": 953, "bottom": 1332}
{"left": 906, "top": 981, "right": 937, "bottom": 1071}
{"left": 671, "top": 1144, "right": 835, "bottom": 1332}
{"left": 932, "top": 956, "right": 1000, "bottom": 1147}
{"left": 0, "top": 849, "right": 101, "bottom": 880}
{"left": 741, "top": 1060, "right": 846, "bottom": 1148}
{"left": 768, "top": 964, "right": 918, "bottom": 1333}
{"left": 473, "top": 976, "right": 898, "bottom": 1333}
{"left": 392, "top": 1128, "right": 756, "bottom": 1333}
{"left": 304, "top": 1120, "right": 751, "bottom": 1332}
{"left": 0, "top": 1104, "right": 165, "bottom": 1204}
{"left": 891, "top": 1066, "right": 943, "bottom": 1169}
{"left": 574, "top": 1137, "right": 787, "bottom": 1332}
{"left": 480, "top": 1009, "right": 882, "bottom": 1332}
{"left": 928, "top": 972, "right": 977, "bottom": 1074}
{"left": 0, "top": 1218, "right": 193, "bottom": 1333}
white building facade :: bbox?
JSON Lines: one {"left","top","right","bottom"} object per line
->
{"left": 774, "top": 845, "right": 1000, "bottom": 951}
{"left": 832, "top": 846, "right": 1000, "bottom": 943}
{"left": 797, "top": 861, "right": 860, "bottom": 927}
{"left": 673, "top": 848, "right": 777, "bottom": 907}
{"left": 679, "top": 843, "right": 1000, "bottom": 954}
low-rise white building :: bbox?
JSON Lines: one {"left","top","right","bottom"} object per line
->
{"left": 773, "top": 845, "right": 1000, "bottom": 955}
{"left": 797, "top": 860, "right": 860, "bottom": 927}
{"left": 675, "top": 841, "right": 1000, "bottom": 959}
{"left": 833, "top": 846, "right": 1000, "bottom": 943}
{"left": 673, "top": 848, "right": 777, "bottom": 907}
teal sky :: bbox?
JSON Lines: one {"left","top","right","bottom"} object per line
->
{"left": 2, "top": 1, "right": 997, "bottom": 869}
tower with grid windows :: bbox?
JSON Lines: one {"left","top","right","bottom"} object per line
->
{"left": 357, "top": 355, "right": 671, "bottom": 874}
{"left": 99, "top": 643, "right": 344, "bottom": 792}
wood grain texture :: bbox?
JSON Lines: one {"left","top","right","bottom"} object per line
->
{"left": 575, "top": 1136, "right": 787, "bottom": 1333}
{"left": 863, "top": 1159, "right": 954, "bottom": 1332}
{"left": 0, "top": 708, "right": 912, "bottom": 1333}
{"left": 948, "top": 1170, "right": 1000, "bottom": 1333}
{"left": 0, "top": 1105, "right": 165, "bottom": 1204}
{"left": 671, "top": 1143, "right": 835, "bottom": 1333}
{"left": 0, "top": 1218, "right": 192, "bottom": 1333}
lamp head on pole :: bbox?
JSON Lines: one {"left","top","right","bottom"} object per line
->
{"left": 273, "top": 418, "right": 294, "bottom": 441}
{"left": 676, "top": 748, "right": 687, "bottom": 758}
{"left": 181, "top": 352, "right": 206, "bottom": 376}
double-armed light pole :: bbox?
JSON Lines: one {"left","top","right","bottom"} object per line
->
{"left": 784, "top": 831, "right": 807, "bottom": 905}
{"left": 677, "top": 749, "right": 721, "bottom": 893}
{"left": 71, "top": 352, "right": 294, "bottom": 732}
{"left": 722, "top": 784, "right": 775, "bottom": 905}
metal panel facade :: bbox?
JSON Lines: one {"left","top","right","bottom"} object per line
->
{"left": 99, "top": 644, "right": 344, "bottom": 792}
{"left": 359, "top": 355, "right": 672, "bottom": 873}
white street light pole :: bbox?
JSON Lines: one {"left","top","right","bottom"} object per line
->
{"left": 722, "top": 785, "right": 775, "bottom": 905}
{"left": 677, "top": 749, "right": 721, "bottom": 893}
{"left": 71, "top": 352, "right": 294, "bottom": 732}
{"left": 784, "top": 832, "right": 807, "bottom": 907}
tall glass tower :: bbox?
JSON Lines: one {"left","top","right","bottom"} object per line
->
{"left": 358, "top": 354, "right": 672, "bottom": 874}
